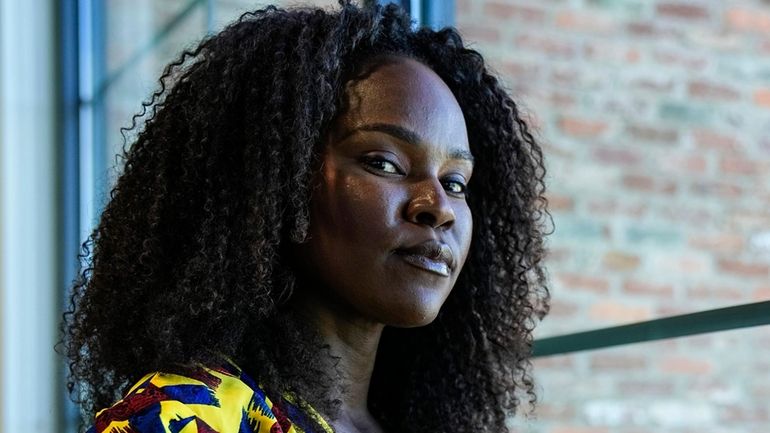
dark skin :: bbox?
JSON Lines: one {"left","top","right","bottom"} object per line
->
{"left": 290, "top": 56, "right": 474, "bottom": 433}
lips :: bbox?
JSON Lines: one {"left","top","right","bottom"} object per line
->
{"left": 395, "top": 239, "right": 454, "bottom": 277}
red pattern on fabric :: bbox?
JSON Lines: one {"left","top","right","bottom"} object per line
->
{"left": 188, "top": 369, "right": 223, "bottom": 390}
{"left": 271, "top": 403, "right": 292, "bottom": 433}
{"left": 194, "top": 418, "right": 219, "bottom": 433}
{"left": 111, "top": 427, "right": 139, "bottom": 433}
{"left": 94, "top": 383, "right": 168, "bottom": 432}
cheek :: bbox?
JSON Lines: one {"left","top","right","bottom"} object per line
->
{"left": 315, "top": 173, "right": 400, "bottom": 245}
{"left": 456, "top": 206, "right": 474, "bottom": 264}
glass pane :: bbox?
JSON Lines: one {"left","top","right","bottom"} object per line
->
{"left": 454, "top": 1, "right": 770, "bottom": 335}
{"left": 213, "top": 0, "right": 341, "bottom": 30}
{"left": 513, "top": 326, "right": 770, "bottom": 433}
{"left": 101, "top": 0, "right": 343, "bottom": 192}
{"left": 104, "top": 0, "right": 208, "bottom": 187}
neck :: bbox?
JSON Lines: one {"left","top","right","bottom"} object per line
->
{"left": 290, "top": 289, "right": 385, "bottom": 422}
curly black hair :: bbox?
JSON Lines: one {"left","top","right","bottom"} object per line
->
{"left": 61, "top": 1, "right": 550, "bottom": 432}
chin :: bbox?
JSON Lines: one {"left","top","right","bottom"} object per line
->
{"left": 383, "top": 303, "right": 443, "bottom": 328}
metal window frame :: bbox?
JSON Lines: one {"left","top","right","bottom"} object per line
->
{"left": 374, "top": 0, "right": 455, "bottom": 29}
{"left": 534, "top": 300, "right": 770, "bottom": 357}
{"left": 60, "top": 0, "right": 81, "bottom": 430}
{"left": 1, "top": 0, "right": 61, "bottom": 431}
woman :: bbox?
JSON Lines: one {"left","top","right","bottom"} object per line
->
{"left": 62, "top": 2, "right": 550, "bottom": 432}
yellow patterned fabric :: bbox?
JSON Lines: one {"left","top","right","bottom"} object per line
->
{"left": 87, "top": 361, "right": 334, "bottom": 433}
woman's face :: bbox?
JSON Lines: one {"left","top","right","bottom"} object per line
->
{"left": 294, "top": 56, "right": 473, "bottom": 327}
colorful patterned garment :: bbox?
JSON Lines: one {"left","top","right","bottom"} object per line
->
{"left": 87, "top": 360, "right": 334, "bottom": 433}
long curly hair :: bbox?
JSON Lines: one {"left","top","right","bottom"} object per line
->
{"left": 61, "top": 1, "right": 550, "bottom": 432}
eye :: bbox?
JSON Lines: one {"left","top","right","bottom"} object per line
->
{"left": 362, "top": 156, "right": 403, "bottom": 175}
{"left": 443, "top": 178, "right": 468, "bottom": 196}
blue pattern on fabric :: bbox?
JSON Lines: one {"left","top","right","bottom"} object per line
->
{"left": 248, "top": 392, "right": 273, "bottom": 418}
{"left": 128, "top": 401, "right": 167, "bottom": 433}
{"left": 162, "top": 384, "right": 220, "bottom": 406}
{"left": 283, "top": 399, "right": 321, "bottom": 433}
{"left": 169, "top": 415, "right": 196, "bottom": 433}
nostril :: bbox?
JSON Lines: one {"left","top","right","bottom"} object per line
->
{"left": 416, "top": 212, "right": 437, "bottom": 227}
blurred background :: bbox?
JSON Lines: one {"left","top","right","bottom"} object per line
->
{"left": 1, "top": 0, "right": 768, "bottom": 432}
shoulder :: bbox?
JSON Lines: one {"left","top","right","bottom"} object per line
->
{"left": 88, "top": 363, "right": 295, "bottom": 433}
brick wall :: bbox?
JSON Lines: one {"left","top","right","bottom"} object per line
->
{"left": 456, "top": 1, "right": 770, "bottom": 432}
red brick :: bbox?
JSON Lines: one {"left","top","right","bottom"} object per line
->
{"left": 514, "top": 35, "right": 576, "bottom": 58}
{"left": 687, "top": 284, "right": 744, "bottom": 301}
{"left": 555, "top": 11, "right": 616, "bottom": 33}
{"left": 549, "top": 299, "right": 579, "bottom": 317}
{"left": 659, "top": 356, "right": 713, "bottom": 374}
{"left": 622, "top": 174, "right": 677, "bottom": 194}
{"left": 720, "top": 157, "right": 767, "bottom": 175}
{"left": 618, "top": 380, "right": 675, "bottom": 395}
{"left": 483, "top": 3, "right": 546, "bottom": 22}
{"left": 532, "top": 403, "right": 575, "bottom": 421}
{"left": 656, "top": 3, "right": 710, "bottom": 20}
{"left": 547, "top": 91, "right": 576, "bottom": 108}
{"left": 653, "top": 49, "right": 708, "bottom": 69}
{"left": 589, "top": 301, "right": 652, "bottom": 322}
{"left": 603, "top": 251, "right": 641, "bottom": 271}
{"left": 754, "top": 286, "right": 770, "bottom": 301}
{"left": 656, "top": 305, "right": 690, "bottom": 317}
{"left": 690, "top": 181, "right": 742, "bottom": 198}
{"left": 723, "top": 406, "right": 770, "bottom": 423}
{"left": 753, "top": 88, "right": 770, "bottom": 107}
{"left": 549, "top": 68, "right": 584, "bottom": 86}
{"left": 556, "top": 272, "right": 610, "bottom": 294}
{"left": 626, "top": 123, "right": 679, "bottom": 144}
{"left": 547, "top": 193, "right": 575, "bottom": 211}
{"left": 657, "top": 153, "right": 707, "bottom": 174}
{"left": 558, "top": 116, "right": 609, "bottom": 137}
{"left": 590, "top": 354, "right": 648, "bottom": 370}
{"left": 592, "top": 147, "right": 642, "bottom": 166}
{"left": 627, "top": 22, "right": 685, "bottom": 39}
{"left": 584, "top": 41, "right": 642, "bottom": 63}
{"left": 458, "top": 24, "right": 500, "bottom": 43}
{"left": 629, "top": 77, "right": 675, "bottom": 93}
{"left": 718, "top": 259, "right": 770, "bottom": 278}
{"left": 550, "top": 428, "right": 610, "bottom": 433}
{"left": 500, "top": 61, "right": 540, "bottom": 80}
{"left": 655, "top": 255, "right": 709, "bottom": 274}
{"left": 659, "top": 206, "right": 713, "bottom": 225}
{"left": 534, "top": 356, "right": 576, "bottom": 370}
{"left": 623, "top": 280, "right": 674, "bottom": 298}
{"left": 692, "top": 129, "right": 743, "bottom": 152}
{"left": 689, "top": 233, "right": 745, "bottom": 252}
{"left": 588, "top": 198, "right": 648, "bottom": 218}
{"left": 726, "top": 8, "right": 770, "bottom": 33}
{"left": 546, "top": 247, "right": 571, "bottom": 264}
{"left": 688, "top": 80, "right": 741, "bottom": 101}
{"left": 727, "top": 209, "right": 770, "bottom": 232}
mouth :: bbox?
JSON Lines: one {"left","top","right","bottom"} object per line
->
{"left": 394, "top": 239, "right": 454, "bottom": 278}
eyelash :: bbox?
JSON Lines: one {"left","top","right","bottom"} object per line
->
{"left": 443, "top": 179, "right": 468, "bottom": 196}
{"left": 362, "top": 156, "right": 469, "bottom": 197}
{"left": 363, "top": 156, "right": 402, "bottom": 175}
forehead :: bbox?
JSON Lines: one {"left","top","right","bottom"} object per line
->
{"left": 329, "top": 57, "right": 470, "bottom": 153}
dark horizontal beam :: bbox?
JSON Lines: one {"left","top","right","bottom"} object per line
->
{"left": 533, "top": 300, "right": 770, "bottom": 357}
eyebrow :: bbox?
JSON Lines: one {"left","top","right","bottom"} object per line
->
{"left": 348, "top": 122, "right": 475, "bottom": 164}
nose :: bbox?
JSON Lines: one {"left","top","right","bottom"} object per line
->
{"left": 404, "top": 178, "right": 456, "bottom": 229}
